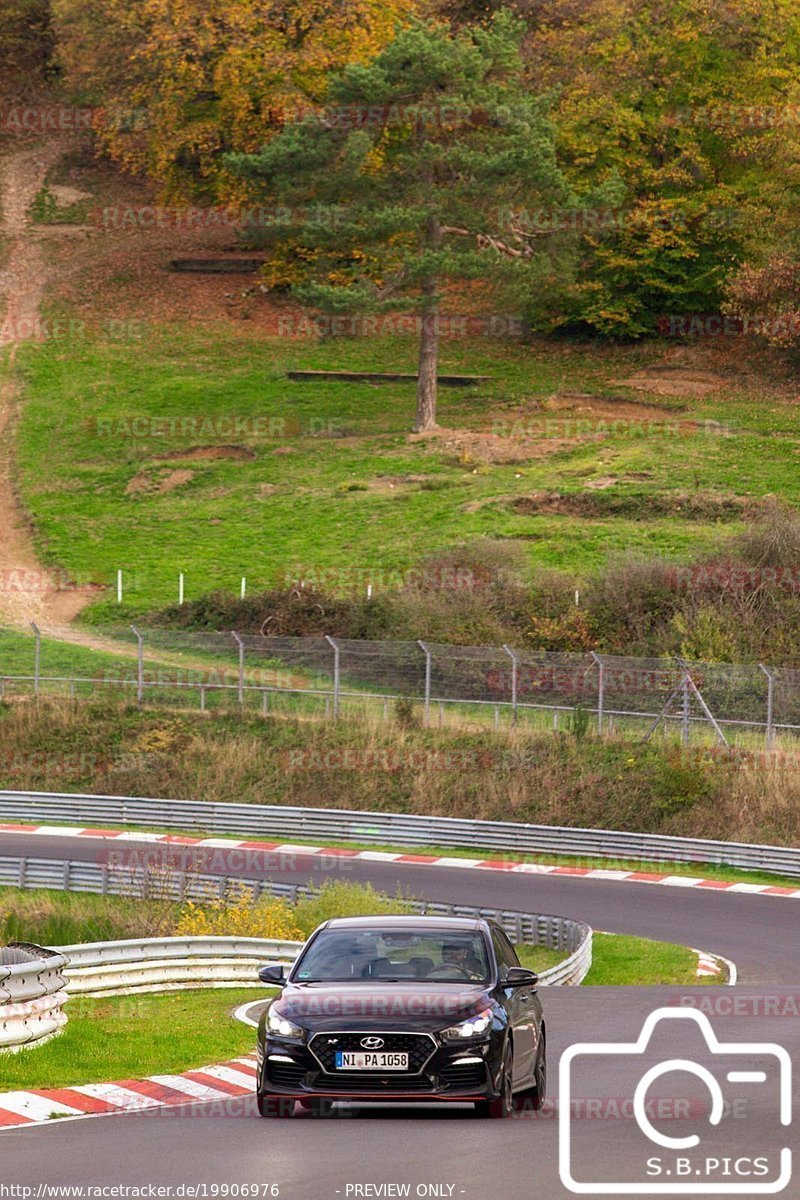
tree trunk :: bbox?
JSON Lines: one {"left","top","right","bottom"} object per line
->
{"left": 415, "top": 298, "right": 439, "bottom": 432}
{"left": 414, "top": 212, "right": 440, "bottom": 433}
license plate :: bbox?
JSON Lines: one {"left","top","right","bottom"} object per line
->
{"left": 335, "top": 1051, "right": 409, "bottom": 1071}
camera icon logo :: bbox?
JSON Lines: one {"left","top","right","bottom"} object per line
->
{"left": 559, "top": 1007, "right": 792, "bottom": 1194}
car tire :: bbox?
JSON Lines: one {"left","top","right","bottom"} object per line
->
{"left": 475, "top": 1045, "right": 513, "bottom": 1119}
{"left": 256, "top": 1091, "right": 296, "bottom": 1118}
{"left": 514, "top": 1033, "right": 547, "bottom": 1114}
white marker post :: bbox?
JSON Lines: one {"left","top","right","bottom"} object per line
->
{"left": 179, "top": 573, "right": 185, "bottom": 606}
{"left": 117, "top": 570, "right": 123, "bottom": 604}
{"left": 241, "top": 577, "right": 247, "bottom": 600}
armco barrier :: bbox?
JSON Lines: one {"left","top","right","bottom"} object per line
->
{"left": 54, "top": 936, "right": 302, "bottom": 996}
{"left": 0, "top": 943, "right": 68, "bottom": 1051}
{"left": 0, "top": 857, "right": 591, "bottom": 991}
{"left": 0, "top": 790, "right": 798, "bottom": 878}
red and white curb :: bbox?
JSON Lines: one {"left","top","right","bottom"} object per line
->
{"left": 693, "top": 948, "right": 736, "bottom": 984}
{"left": 0, "top": 1054, "right": 258, "bottom": 1131}
{"left": 2, "top": 822, "right": 799, "bottom": 899}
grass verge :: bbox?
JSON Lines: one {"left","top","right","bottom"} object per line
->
{"left": 581, "top": 933, "right": 715, "bottom": 987}
{"left": 0, "top": 988, "right": 260, "bottom": 1091}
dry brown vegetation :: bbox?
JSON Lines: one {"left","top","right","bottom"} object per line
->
{"left": 2, "top": 698, "right": 800, "bottom": 848}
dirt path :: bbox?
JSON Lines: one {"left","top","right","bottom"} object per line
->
{"left": 0, "top": 137, "right": 113, "bottom": 637}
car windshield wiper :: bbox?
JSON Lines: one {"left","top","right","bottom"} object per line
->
{"left": 296, "top": 976, "right": 406, "bottom": 983}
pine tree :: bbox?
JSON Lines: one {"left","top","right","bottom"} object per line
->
{"left": 228, "top": 11, "right": 572, "bottom": 430}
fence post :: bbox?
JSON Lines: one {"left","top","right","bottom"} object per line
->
{"left": 681, "top": 672, "right": 690, "bottom": 745}
{"left": 418, "top": 640, "right": 432, "bottom": 726}
{"left": 760, "top": 664, "right": 774, "bottom": 751}
{"left": 325, "top": 635, "right": 340, "bottom": 717}
{"left": 130, "top": 624, "right": 144, "bottom": 704}
{"left": 30, "top": 621, "right": 41, "bottom": 696}
{"left": 503, "top": 644, "right": 518, "bottom": 722}
{"left": 232, "top": 631, "right": 245, "bottom": 707}
{"left": 591, "top": 650, "right": 604, "bottom": 735}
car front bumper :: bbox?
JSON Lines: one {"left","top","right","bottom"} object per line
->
{"left": 257, "top": 1035, "right": 500, "bottom": 1102}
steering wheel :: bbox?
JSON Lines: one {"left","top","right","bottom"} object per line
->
{"left": 425, "top": 964, "right": 471, "bottom": 980}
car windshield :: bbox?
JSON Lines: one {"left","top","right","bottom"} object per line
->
{"left": 292, "top": 928, "right": 491, "bottom": 983}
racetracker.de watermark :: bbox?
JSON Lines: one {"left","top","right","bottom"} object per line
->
{"left": 92, "top": 416, "right": 340, "bottom": 439}
{"left": 0, "top": 317, "right": 146, "bottom": 343}
{"left": 281, "top": 566, "right": 483, "bottom": 593}
{"left": 274, "top": 314, "right": 525, "bottom": 339}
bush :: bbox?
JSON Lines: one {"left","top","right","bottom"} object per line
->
{"left": 582, "top": 555, "right": 683, "bottom": 653}
{"left": 292, "top": 881, "right": 412, "bottom": 938}
{"left": 148, "top": 540, "right": 534, "bottom": 647}
{"left": 730, "top": 497, "right": 800, "bottom": 568}
{"left": 176, "top": 884, "right": 304, "bottom": 940}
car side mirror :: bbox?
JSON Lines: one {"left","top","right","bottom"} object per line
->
{"left": 258, "top": 963, "right": 287, "bottom": 985}
{"left": 505, "top": 967, "right": 538, "bottom": 989}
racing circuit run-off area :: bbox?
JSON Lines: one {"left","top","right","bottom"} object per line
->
{"left": 2, "top": 0, "right": 800, "bottom": 1197}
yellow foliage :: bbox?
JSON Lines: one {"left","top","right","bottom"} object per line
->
{"left": 51, "top": 0, "right": 419, "bottom": 201}
{"left": 176, "top": 882, "right": 304, "bottom": 940}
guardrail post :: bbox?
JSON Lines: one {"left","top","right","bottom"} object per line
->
{"left": 232, "top": 632, "right": 245, "bottom": 707}
{"left": 503, "top": 644, "right": 518, "bottom": 722}
{"left": 418, "top": 640, "right": 432, "bottom": 725}
{"left": 591, "top": 651, "right": 604, "bottom": 735}
{"left": 130, "top": 624, "right": 144, "bottom": 704}
{"left": 760, "top": 664, "right": 774, "bottom": 751}
{"left": 325, "top": 635, "right": 340, "bottom": 717}
{"left": 30, "top": 622, "right": 41, "bottom": 697}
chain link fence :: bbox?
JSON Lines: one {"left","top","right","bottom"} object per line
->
{"left": 2, "top": 623, "right": 800, "bottom": 751}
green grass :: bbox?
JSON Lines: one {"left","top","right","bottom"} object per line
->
{"left": 15, "top": 324, "right": 798, "bottom": 618}
{"left": 0, "top": 626, "right": 140, "bottom": 680}
{"left": 0, "top": 887, "right": 180, "bottom": 947}
{"left": 582, "top": 932, "right": 712, "bottom": 987}
{"left": 0, "top": 988, "right": 261, "bottom": 1091}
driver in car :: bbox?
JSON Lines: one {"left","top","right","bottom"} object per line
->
{"left": 441, "top": 941, "right": 484, "bottom": 980}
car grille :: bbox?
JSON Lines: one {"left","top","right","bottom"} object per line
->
{"left": 309, "top": 1033, "right": 436, "bottom": 1074}
{"left": 313, "top": 1074, "right": 434, "bottom": 1094}
{"left": 440, "top": 1061, "right": 487, "bottom": 1091}
{"left": 267, "top": 1061, "right": 307, "bottom": 1088}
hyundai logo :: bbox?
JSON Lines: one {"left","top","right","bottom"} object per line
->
{"left": 360, "top": 1036, "right": 385, "bottom": 1050}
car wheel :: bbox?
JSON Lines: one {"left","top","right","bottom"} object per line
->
{"left": 256, "top": 1091, "right": 296, "bottom": 1118}
{"left": 475, "top": 1045, "right": 513, "bottom": 1119}
{"left": 514, "top": 1033, "right": 547, "bottom": 1114}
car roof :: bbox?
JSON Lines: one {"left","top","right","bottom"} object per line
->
{"left": 321, "top": 915, "right": 485, "bottom": 931}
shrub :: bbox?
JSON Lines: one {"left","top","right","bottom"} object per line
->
{"left": 292, "top": 881, "right": 412, "bottom": 938}
{"left": 176, "top": 884, "right": 304, "bottom": 940}
{"left": 582, "top": 555, "right": 683, "bottom": 653}
{"left": 730, "top": 496, "right": 800, "bottom": 568}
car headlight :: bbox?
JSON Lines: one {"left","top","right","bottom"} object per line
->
{"left": 440, "top": 1007, "right": 493, "bottom": 1042}
{"left": 266, "top": 1007, "right": 306, "bottom": 1040}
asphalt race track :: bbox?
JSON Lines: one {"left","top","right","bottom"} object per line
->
{"left": 2, "top": 830, "right": 799, "bottom": 1199}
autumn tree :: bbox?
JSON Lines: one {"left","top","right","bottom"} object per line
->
{"left": 50, "top": 0, "right": 417, "bottom": 200}
{"left": 228, "top": 12, "right": 574, "bottom": 431}
{"left": 523, "top": 0, "right": 800, "bottom": 336}
{"left": 0, "top": 0, "right": 54, "bottom": 91}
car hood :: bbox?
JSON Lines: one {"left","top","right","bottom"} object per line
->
{"left": 274, "top": 982, "right": 490, "bottom": 1031}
